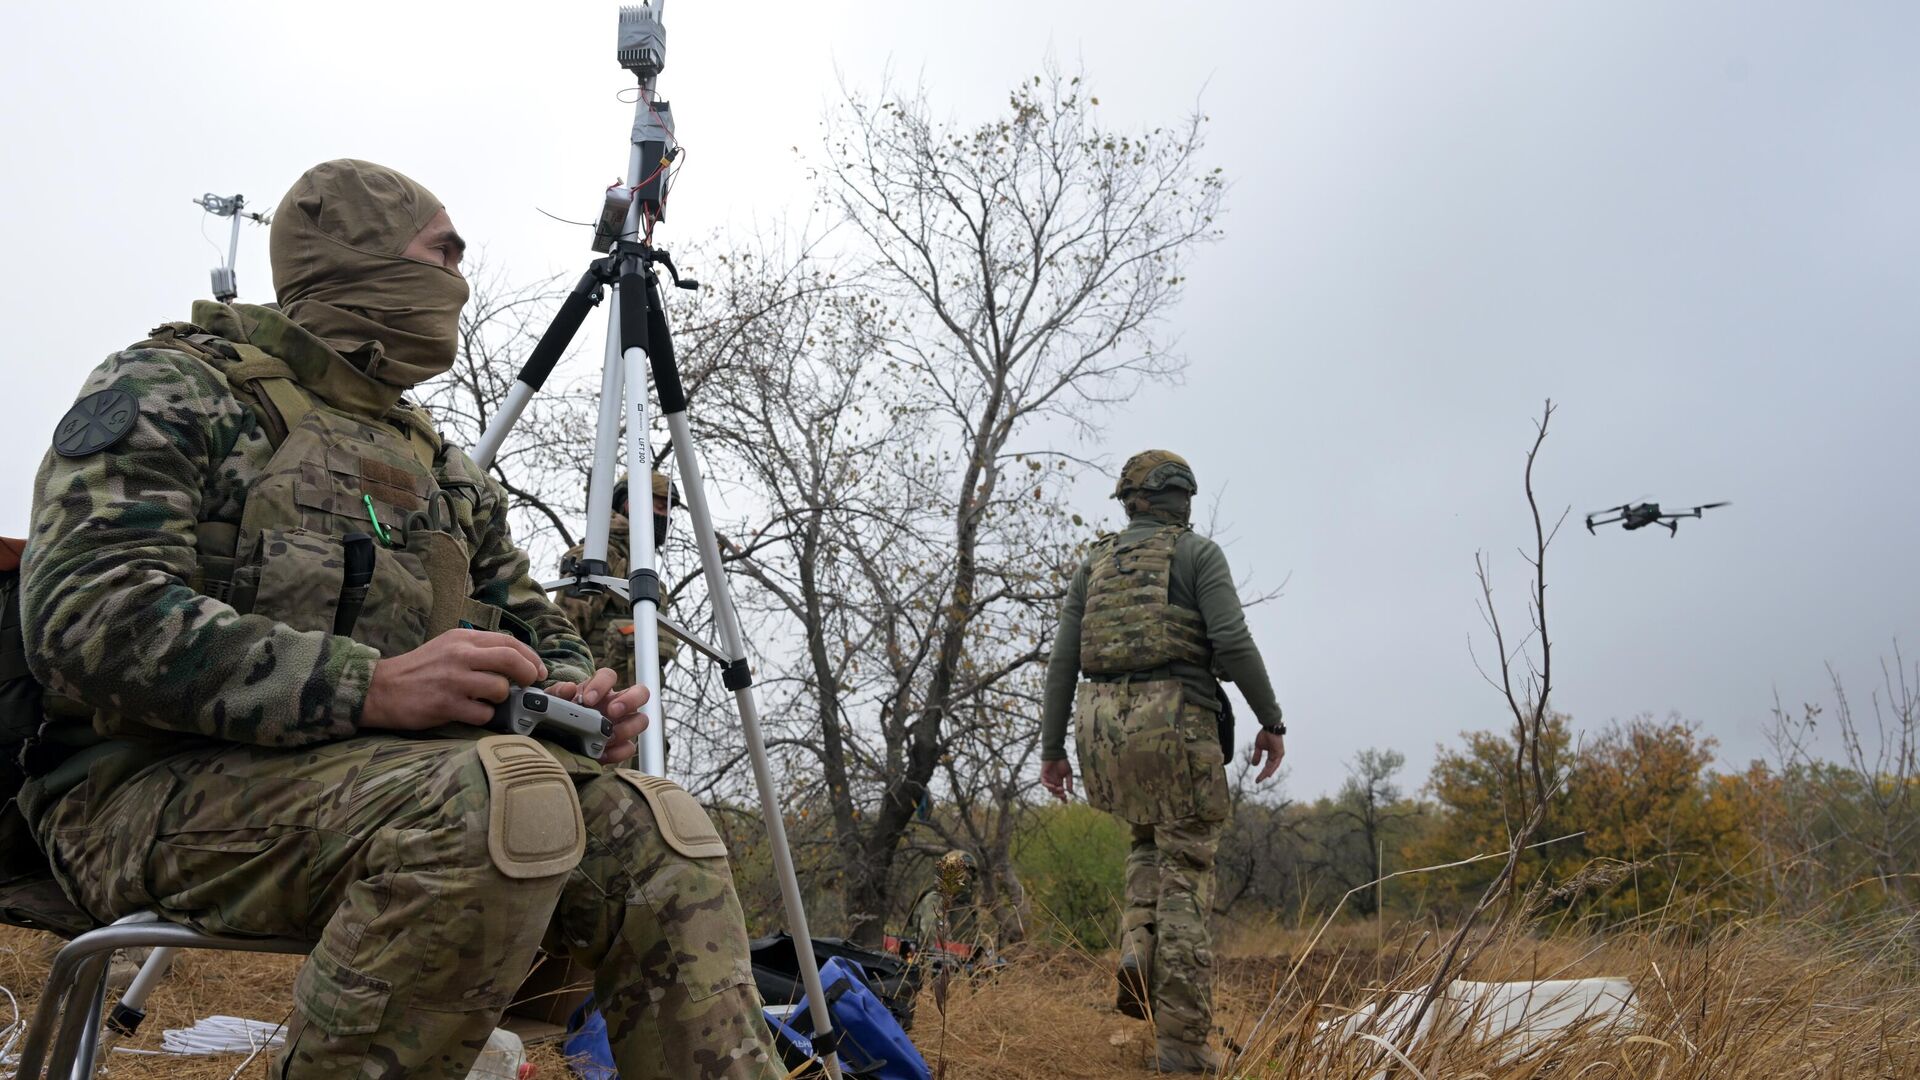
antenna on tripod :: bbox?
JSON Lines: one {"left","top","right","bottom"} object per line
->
{"left": 595, "top": 3, "right": 679, "bottom": 250}
{"left": 470, "top": 6, "right": 848, "bottom": 1073}
{"left": 192, "top": 193, "right": 272, "bottom": 302}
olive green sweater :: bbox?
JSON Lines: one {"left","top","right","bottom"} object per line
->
{"left": 1040, "top": 516, "right": 1283, "bottom": 761}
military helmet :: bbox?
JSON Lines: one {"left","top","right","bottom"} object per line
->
{"left": 1113, "top": 450, "right": 1197, "bottom": 499}
{"left": 939, "top": 850, "right": 979, "bottom": 876}
{"left": 610, "top": 471, "right": 674, "bottom": 514}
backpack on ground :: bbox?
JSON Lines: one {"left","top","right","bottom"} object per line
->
{"left": 750, "top": 933, "right": 921, "bottom": 1032}
{"left": 779, "top": 956, "right": 931, "bottom": 1080}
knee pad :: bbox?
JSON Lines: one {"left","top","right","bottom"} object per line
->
{"left": 610, "top": 771, "right": 729, "bottom": 860}
{"left": 476, "top": 735, "right": 585, "bottom": 878}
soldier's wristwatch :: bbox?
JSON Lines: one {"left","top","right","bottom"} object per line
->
{"left": 1260, "top": 719, "right": 1287, "bottom": 737}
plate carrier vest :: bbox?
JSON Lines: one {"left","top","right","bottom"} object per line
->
{"left": 1078, "top": 523, "right": 1211, "bottom": 676}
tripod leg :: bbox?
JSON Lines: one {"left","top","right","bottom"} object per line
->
{"left": 664, "top": 410, "right": 843, "bottom": 1080}
{"left": 600, "top": 259, "right": 844, "bottom": 1078}
{"left": 471, "top": 268, "right": 606, "bottom": 471}
{"left": 580, "top": 303, "right": 628, "bottom": 572}
{"left": 618, "top": 271, "right": 668, "bottom": 775}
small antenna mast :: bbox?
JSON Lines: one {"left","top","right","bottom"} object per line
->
{"left": 192, "top": 193, "right": 272, "bottom": 302}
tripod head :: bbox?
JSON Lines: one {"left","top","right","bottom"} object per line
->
{"left": 192, "top": 193, "right": 272, "bottom": 302}
{"left": 618, "top": 242, "right": 700, "bottom": 291}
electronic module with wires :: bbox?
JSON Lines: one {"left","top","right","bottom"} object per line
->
{"left": 594, "top": 3, "right": 682, "bottom": 251}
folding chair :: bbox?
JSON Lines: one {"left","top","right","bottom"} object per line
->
{"left": 2, "top": 881, "right": 309, "bottom": 1080}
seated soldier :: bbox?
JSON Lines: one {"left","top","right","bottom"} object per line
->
{"left": 18, "top": 159, "right": 780, "bottom": 1080}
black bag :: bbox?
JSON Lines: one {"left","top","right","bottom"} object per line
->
{"left": 1, "top": 537, "right": 48, "bottom": 886}
{"left": 750, "top": 933, "right": 923, "bottom": 1032}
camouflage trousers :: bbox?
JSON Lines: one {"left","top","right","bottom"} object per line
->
{"left": 34, "top": 734, "right": 779, "bottom": 1080}
{"left": 1075, "top": 680, "right": 1230, "bottom": 1053}
{"left": 1120, "top": 816, "right": 1224, "bottom": 1051}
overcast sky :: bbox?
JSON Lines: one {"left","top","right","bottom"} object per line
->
{"left": 4, "top": 2, "right": 1915, "bottom": 797}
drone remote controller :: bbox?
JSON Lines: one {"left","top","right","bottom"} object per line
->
{"left": 489, "top": 686, "right": 615, "bottom": 760}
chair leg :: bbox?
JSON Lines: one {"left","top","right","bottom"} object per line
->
{"left": 44, "top": 951, "right": 111, "bottom": 1080}
{"left": 13, "top": 914, "right": 310, "bottom": 1079}
{"left": 70, "top": 959, "right": 112, "bottom": 1080}
{"left": 15, "top": 912, "right": 161, "bottom": 1080}
{"left": 14, "top": 942, "right": 93, "bottom": 1079}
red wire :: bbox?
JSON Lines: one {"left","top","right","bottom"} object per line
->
{"left": 620, "top": 84, "right": 681, "bottom": 243}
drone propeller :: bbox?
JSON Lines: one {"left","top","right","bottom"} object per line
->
{"left": 1694, "top": 501, "right": 1731, "bottom": 511}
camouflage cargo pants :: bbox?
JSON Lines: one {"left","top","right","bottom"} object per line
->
{"left": 34, "top": 734, "right": 779, "bottom": 1080}
{"left": 1075, "top": 679, "right": 1230, "bottom": 1053}
{"left": 1121, "top": 816, "right": 1225, "bottom": 1050}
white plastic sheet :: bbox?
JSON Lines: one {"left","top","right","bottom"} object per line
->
{"left": 1322, "top": 977, "right": 1639, "bottom": 1071}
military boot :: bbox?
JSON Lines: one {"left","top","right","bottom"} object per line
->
{"left": 1155, "top": 1040, "right": 1223, "bottom": 1074}
{"left": 1116, "top": 923, "right": 1155, "bottom": 1019}
{"left": 1116, "top": 952, "right": 1151, "bottom": 1019}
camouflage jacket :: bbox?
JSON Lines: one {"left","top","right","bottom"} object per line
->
{"left": 1040, "top": 514, "right": 1283, "bottom": 761}
{"left": 556, "top": 517, "right": 677, "bottom": 687}
{"left": 21, "top": 303, "right": 593, "bottom": 762}
{"left": 905, "top": 884, "right": 985, "bottom": 954}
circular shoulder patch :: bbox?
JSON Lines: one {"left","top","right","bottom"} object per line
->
{"left": 53, "top": 388, "right": 139, "bottom": 457}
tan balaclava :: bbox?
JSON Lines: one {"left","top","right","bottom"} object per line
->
{"left": 611, "top": 471, "right": 676, "bottom": 546}
{"left": 270, "top": 159, "right": 470, "bottom": 390}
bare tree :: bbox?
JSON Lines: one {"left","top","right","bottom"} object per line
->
{"left": 1764, "top": 646, "right": 1920, "bottom": 913}
{"left": 1388, "top": 400, "right": 1566, "bottom": 1060}
{"left": 802, "top": 65, "right": 1225, "bottom": 943}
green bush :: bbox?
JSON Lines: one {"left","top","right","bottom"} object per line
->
{"left": 1013, "top": 803, "right": 1132, "bottom": 949}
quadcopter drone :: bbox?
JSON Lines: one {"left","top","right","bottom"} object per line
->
{"left": 1585, "top": 501, "right": 1730, "bottom": 537}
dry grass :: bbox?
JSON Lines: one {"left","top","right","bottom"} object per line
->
{"left": 0, "top": 928, "right": 581, "bottom": 1079}
{"left": 3, "top": 912, "right": 1916, "bottom": 1078}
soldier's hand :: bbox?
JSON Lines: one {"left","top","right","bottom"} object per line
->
{"left": 362, "top": 629, "right": 548, "bottom": 732}
{"left": 1039, "top": 758, "right": 1075, "bottom": 803}
{"left": 1251, "top": 729, "right": 1287, "bottom": 783}
{"left": 548, "top": 668, "right": 650, "bottom": 765}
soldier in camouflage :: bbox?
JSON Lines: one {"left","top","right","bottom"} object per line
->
{"left": 1037, "top": 450, "right": 1287, "bottom": 1075}
{"left": 904, "top": 850, "right": 988, "bottom": 961}
{"left": 17, "top": 160, "right": 780, "bottom": 1080}
{"left": 556, "top": 471, "right": 678, "bottom": 695}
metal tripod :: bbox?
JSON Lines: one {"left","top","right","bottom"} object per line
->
{"left": 467, "top": 9, "right": 843, "bottom": 1068}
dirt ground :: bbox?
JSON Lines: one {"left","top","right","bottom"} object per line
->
{"left": 4, "top": 917, "right": 1914, "bottom": 1078}
{"left": 0, "top": 923, "right": 1380, "bottom": 1079}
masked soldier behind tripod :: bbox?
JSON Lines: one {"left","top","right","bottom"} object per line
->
{"left": 17, "top": 159, "right": 780, "bottom": 1080}
{"left": 558, "top": 471, "right": 680, "bottom": 706}
{"left": 1037, "top": 450, "right": 1287, "bottom": 1074}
